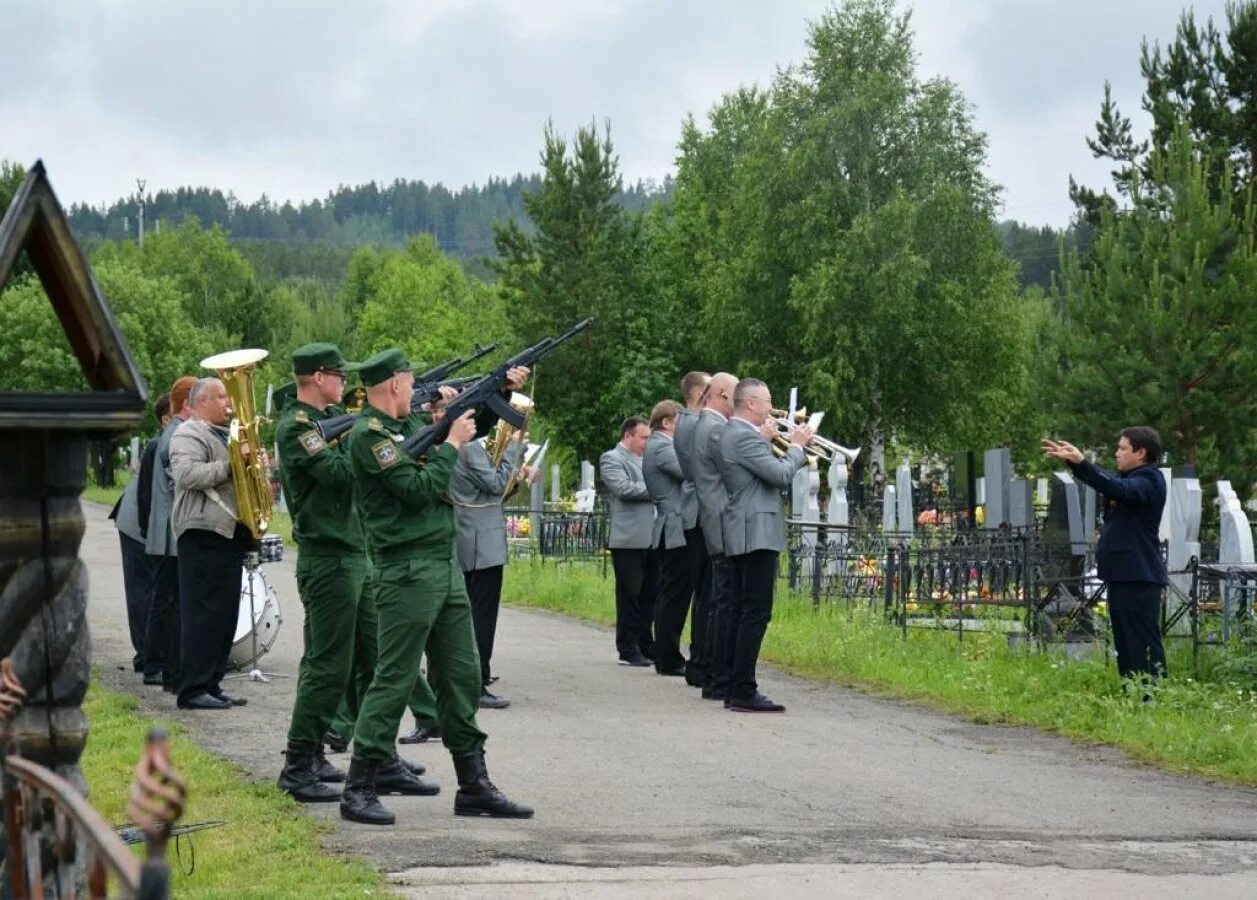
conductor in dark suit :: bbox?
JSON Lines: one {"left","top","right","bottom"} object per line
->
{"left": 643, "top": 400, "right": 690, "bottom": 676}
{"left": 600, "top": 416, "right": 657, "bottom": 666}
{"left": 1044, "top": 428, "right": 1168, "bottom": 680}
{"left": 717, "top": 378, "right": 812, "bottom": 713}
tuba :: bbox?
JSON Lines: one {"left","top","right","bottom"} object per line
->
{"left": 201, "top": 348, "right": 272, "bottom": 539}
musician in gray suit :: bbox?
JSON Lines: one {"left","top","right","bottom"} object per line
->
{"left": 672, "top": 371, "right": 711, "bottom": 687}
{"left": 643, "top": 400, "right": 690, "bottom": 676}
{"left": 717, "top": 378, "right": 812, "bottom": 713}
{"left": 599, "top": 416, "right": 657, "bottom": 666}
{"left": 451, "top": 434, "right": 534, "bottom": 709}
{"left": 142, "top": 375, "right": 196, "bottom": 694}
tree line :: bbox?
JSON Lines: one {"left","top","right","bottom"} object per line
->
{"left": 3, "top": 0, "right": 1256, "bottom": 492}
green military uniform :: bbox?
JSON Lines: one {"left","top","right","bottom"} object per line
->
{"left": 348, "top": 370, "right": 487, "bottom": 764}
{"left": 277, "top": 345, "right": 375, "bottom": 751}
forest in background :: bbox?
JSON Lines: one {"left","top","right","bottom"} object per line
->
{"left": 3, "top": 0, "right": 1256, "bottom": 492}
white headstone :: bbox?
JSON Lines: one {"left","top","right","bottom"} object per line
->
{"left": 580, "top": 460, "right": 596, "bottom": 492}
{"left": 883, "top": 485, "right": 898, "bottom": 534}
{"left": 1159, "top": 467, "right": 1173, "bottom": 543}
{"left": 1166, "top": 477, "right": 1202, "bottom": 618}
{"left": 826, "top": 459, "right": 849, "bottom": 527}
{"left": 1036, "top": 477, "right": 1048, "bottom": 505}
{"left": 975, "top": 476, "right": 986, "bottom": 506}
{"left": 896, "top": 461, "right": 913, "bottom": 533}
{"left": 550, "top": 463, "right": 561, "bottom": 503}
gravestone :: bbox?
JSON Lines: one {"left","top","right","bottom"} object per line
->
{"left": 882, "top": 485, "right": 898, "bottom": 534}
{"left": 573, "top": 459, "right": 596, "bottom": 514}
{"left": 982, "top": 448, "right": 1011, "bottom": 529}
{"left": 952, "top": 450, "right": 978, "bottom": 528}
{"left": 550, "top": 463, "right": 560, "bottom": 503}
{"left": 1166, "top": 476, "right": 1202, "bottom": 615}
{"left": 1159, "top": 467, "right": 1173, "bottom": 544}
{"left": 792, "top": 464, "right": 821, "bottom": 589}
{"left": 1044, "top": 473, "right": 1086, "bottom": 580}
{"left": 896, "top": 461, "right": 913, "bottom": 533}
{"left": 826, "top": 459, "right": 850, "bottom": 578}
{"left": 1008, "top": 477, "right": 1034, "bottom": 529}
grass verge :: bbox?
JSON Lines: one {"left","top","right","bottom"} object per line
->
{"left": 82, "top": 681, "right": 383, "bottom": 899}
{"left": 502, "top": 559, "right": 1257, "bottom": 785}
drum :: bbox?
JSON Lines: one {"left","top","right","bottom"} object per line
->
{"left": 259, "top": 534, "right": 284, "bottom": 563}
{"left": 229, "top": 566, "right": 283, "bottom": 671}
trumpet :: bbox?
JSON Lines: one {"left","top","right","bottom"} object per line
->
{"left": 768, "top": 408, "right": 860, "bottom": 465}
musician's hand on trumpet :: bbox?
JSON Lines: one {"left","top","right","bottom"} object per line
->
{"left": 759, "top": 420, "right": 777, "bottom": 442}
{"left": 790, "top": 423, "right": 815, "bottom": 447}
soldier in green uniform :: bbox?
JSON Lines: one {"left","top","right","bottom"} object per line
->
{"left": 341, "top": 348, "right": 533, "bottom": 825}
{"left": 275, "top": 343, "right": 435, "bottom": 802}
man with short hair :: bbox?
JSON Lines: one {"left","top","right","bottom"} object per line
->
{"left": 717, "top": 378, "right": 812, "bottom": 713}
{"left": 643, "top": 399, "right": 690, "bottom": 676}
{"left": 341, "top": 348, "right": 533, "bottom": 826}
{"left": 143, "top": 376, "right": 196, "bottom": 693}
{"left": 673, "top": 372, "right": 712, "bottom": 687}
{"left": 1044, "top": 427, "right": 1168, "bottom": 681}
{"left": 691, "top": 372, "right": 737, "bottom": 700}
{"left": 170, "top": 377, "right": 253, "bottom": 711}
{"left": 109, "top": 392, "right": 170, "bottom": 680}
{"left": 600, "top": 416, "right": 657, "bottom": 667}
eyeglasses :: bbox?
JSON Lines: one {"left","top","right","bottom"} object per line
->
{"left": 320, "top": 369, "right": 347, "bottom": 381}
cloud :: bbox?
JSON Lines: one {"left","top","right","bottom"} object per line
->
{"left": 0, "top": 0, "right": 1235, "bottom": 225}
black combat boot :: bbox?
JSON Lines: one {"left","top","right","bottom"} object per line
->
{"left": 312, "top": 744, "right": 346, "bottom": 783}
{"left": 375, "top": 755, "right": 440, "bottom": 796}
{"left": 339, "top": 757, "right": 395, "bottom": 825}
{"left": 391, "top": 750, "right": 427, "bottom": 777}
{"left": 277, "top": 742, "right": 341, "bottom": 803}
{"left": 323, "top": 729, "right": 349, "bottom": 754}
{"left": 452, "top": 751, "right": 534, "bottom": 818}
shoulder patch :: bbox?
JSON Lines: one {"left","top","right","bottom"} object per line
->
{"left": 298, "top": 429, "right": 326, "bottom": 455}
{"left": 368, "top": 417, "right": 385, "bottom": 433}
{"left": 372, "top": 439, "right": 402, "bottom": 469}
{"left": 294, "top": 410, "right": 310, "bottom": 424}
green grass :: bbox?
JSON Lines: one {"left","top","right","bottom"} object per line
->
{"left": 502, "top": 560, "right": 1257, "bottom": 785}
{"left": 81, "top": 682, "right": 384, "bottom": 899}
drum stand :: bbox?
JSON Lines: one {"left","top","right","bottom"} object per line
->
{"left": 226, "top": 552, "right": 287, "bottom": 684}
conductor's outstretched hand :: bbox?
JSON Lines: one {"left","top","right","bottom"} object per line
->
{"left": 1042, "top": 439, "right": 1084, "bottom": 465}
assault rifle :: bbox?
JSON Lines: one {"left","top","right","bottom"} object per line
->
{"left": 400, "top": 318, "right": 593, "bottom": 459}
{"left": 311, "top": 342, "right": 499, "bottom": 444}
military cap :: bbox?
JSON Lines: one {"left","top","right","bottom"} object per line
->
{"left": 358, "top": 348, "right": 413, "bottom": 387}
{"left": 291, "top": 342, "right": 359, "bottom": 376}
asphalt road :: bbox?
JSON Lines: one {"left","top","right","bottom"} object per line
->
{"left": 81, "top": 501, "right": 1257, "bottom": 898}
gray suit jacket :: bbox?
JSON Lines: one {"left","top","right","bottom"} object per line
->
{"left": 452, "top": 438, "right": 523, "bottom": 572}
{"left": 643, "top": 433, "right": 686, "bottom": 550}
{"left": 692, "top": 409, "right": 730, "bottom": 555}
{"left": 143, "top": 416, "right": 184, "bottom": 556}
{"left": 599, "top": 443, "right": 654, "bottom": 550}
{"left": 110, "top": 475, "right": 145, "bottom": 542}
{"left": 718, "top": 417, "right": 806, "bottom": 556}
{"left": 672, "top": 408, "right": 700, "bottom": 530}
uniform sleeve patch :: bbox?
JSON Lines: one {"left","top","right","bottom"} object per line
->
{"left": 298, "top": 430, "right": 327, "bottom": 455}
{"left": 372, "top": 439, "right": 401, "bottom": 468}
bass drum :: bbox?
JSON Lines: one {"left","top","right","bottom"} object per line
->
{"left": 229, "top": 566, "right": 283, "bottom": 671}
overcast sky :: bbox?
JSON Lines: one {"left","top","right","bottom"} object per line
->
{"left": 1, "top": 0, "right": 1231, "bottom": 226}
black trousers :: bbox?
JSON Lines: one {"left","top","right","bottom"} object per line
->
{"left": 1108, "top": 582, "right": 1166, "bottom": 680}
{"left": 654, "top": 535, "right": 693, "bottom": 673}
{"left": 465, "top": 565, "right": 504, "bottom": 689}
{"left": 728, "top": 550, "right": 779, "bottom": 701}
{"left": 143, "top": 555, "right": 180, "bottom": 685}
{"left": 707, "top": 553, "right": 737, "bottom": 691}
{"left": 118, "top": 533, "right": 154, "bottom": 672}
{"left": 611, "top": 548, "right": 657, "bottom": 659}
{"left": 176, "top": 528, "right": 247, "bottom": 703}
{"left": 685, "top": 527, "right": 712, "bottom": 681}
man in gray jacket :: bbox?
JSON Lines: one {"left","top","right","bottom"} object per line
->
{"left": 143, "top": 376, "right": 196, "bottom": 693}
{"left": 691, "top": 372, "right": 737, "bottom": 700}
{"left": 643, "top": 400, "right": 690, "bottom": 676}
{"left": 170, "top": 377, "right": 253, "bottom": 711}
{"left": 600, "top": 416, "right": 656, "bottom": 666}
{"left": 717, "top": 378, "right": 811, "bottom": 713}
{"left": 451, "top": 433, "right": 534, "bottom": 709}
{"left": 672, "top": 372, "right": 711, "bottom": 687}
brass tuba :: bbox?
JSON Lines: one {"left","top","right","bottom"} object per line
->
{"left": 201, "top": 348, "right": 272, "bottom": 538}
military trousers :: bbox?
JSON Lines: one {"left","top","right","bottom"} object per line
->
{"left": 353, "top": 553, "right": 487, "bottom": 762}
{"left": 287, "top": 550, "right": 369, "bottom": 746}
{"left": 406, "top": 660, "right": 440, "bottom": 729}
{"left": 330, "top": 571, "right": 380, "bottom": 739}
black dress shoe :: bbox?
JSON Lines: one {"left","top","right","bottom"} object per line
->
{"left": 479, "top": 691, "right": 511, "bottom": 710}
{"left": 619, "top": 653, "right": 651, "bottom": 667}
{"left": 213, "top": 691, "right": 247, "bottom": 707}
{"left": 726, "top": 692, "right": 786, "bottom": 713}
{"left": 178, "top": 692, "right": 231, "bottom": 710}
{"left": 324, "top": 730, "right": 350, "bottom": 754}
{"left": 656, "top": 666, "right": 686, "bottom": 677}
{"left": 142, "top": 672, "right": 163, "bottom": 686}
{"left": 701, "top": 686, "right": 727, "bottom": 701}
{"left": 398, "top": 724, "right": 440, "bottom": 745}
